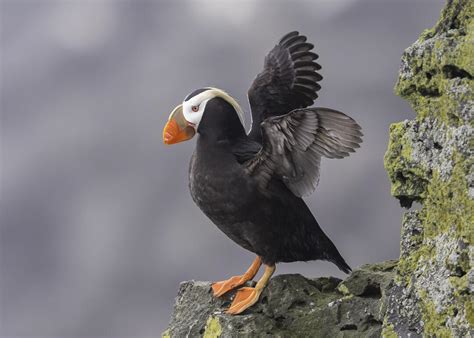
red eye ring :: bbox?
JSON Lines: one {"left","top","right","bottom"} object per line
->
{"left": 191, "top": 105, "right": 199, "bottom": 112}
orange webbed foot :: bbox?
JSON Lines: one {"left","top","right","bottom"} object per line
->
{"left": 226, "top": 286, "right": 261, "bottom": 314}
{"left": 212, "top": 276, "right": 246, "bottom": 297}
{"left": 211, "top": 256, "right": 262, "bottom": 297}
{"left": 226, "top": 264, "right": 275, "bottom": 315}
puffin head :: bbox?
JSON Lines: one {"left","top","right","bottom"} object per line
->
{"left": 163, "top": 87, "right": 245, "bottom": 145}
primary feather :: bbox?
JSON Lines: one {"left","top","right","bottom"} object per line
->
{"left": 242, "top": 31, "right": 362, "bottom": 197}
{"left": 248, "top": 31, "right": 323, "bottom": 142}
{"left": 243, "top": 108, "right": 362, "bottom": 197}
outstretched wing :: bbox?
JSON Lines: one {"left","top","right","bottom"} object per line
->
{"left": 247, "top": 31, "right": 322, "bottom": 142}
{"left": 244, "top": 108, "right": 363, "bottom": 197}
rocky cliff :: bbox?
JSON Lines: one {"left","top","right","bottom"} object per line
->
{"left": 164, "top": 0, "right": 473, "bottom": 336}
{"left": 382, "top": 0, "right": 472, "bottom": 336}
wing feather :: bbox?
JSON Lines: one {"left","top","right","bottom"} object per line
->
{"left": 244, "top": 108, "right": 363, "bottom": 197}
{"left": 247, "top": 31, "right": 323, "bottom": 142}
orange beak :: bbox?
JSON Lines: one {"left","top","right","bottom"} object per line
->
{"left": 163, "top": 104, "right": 196, "bottom": 145}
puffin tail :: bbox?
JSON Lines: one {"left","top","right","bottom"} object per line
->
{"left": 333, "top": 256, "right": 352, "bottom": 274}
{"left": 326, "top": 247, "right": 352, "bottom": 274}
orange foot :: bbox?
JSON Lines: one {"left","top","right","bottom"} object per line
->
{"left": 211, "top": 256, "right": 262, "bottom": 297}
{"left": 212, "top": 276, "right": 248, "bottom": 297}
{"left": 226, "top": 287, "right": 262, "bottom": 314}
{"left": 226, "top": 264, "right": 275, "bottom": 315}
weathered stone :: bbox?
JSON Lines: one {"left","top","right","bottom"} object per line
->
{"left": 383, "top": 0, "right": 473, "bottom": 336}
{"left": 164, "top": 264, "right": 397, "bottom": 337}
{"left": 338, "top": 261, "right": 397, "bottom": 298}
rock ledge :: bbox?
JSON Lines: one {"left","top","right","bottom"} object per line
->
{"left": 163, "top": 261, "right": 397, "bottom": 337}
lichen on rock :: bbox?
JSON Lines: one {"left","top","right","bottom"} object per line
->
{"left": 395, "top": 0, "right": 473, "bottom": 124}
{"left": 163, "top": 262, "right": 397, "bottom": 337}
{"left": 383, "top": 0, "right": 473, "bottom": 336}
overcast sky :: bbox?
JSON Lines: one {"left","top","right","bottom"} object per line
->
{"left": 1, "top": 0, "right": 445, "bottom": 336}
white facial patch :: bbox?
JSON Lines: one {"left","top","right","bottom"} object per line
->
{"left": 182, "top": 95, "right": 211, "bottom": 127}
{"left": 182, "top": 88, "right": 245, "bottom": 130}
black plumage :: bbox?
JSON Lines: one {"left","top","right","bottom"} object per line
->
{"left": 247, "top": 31, "right": 323, "bottom": 142}
{"left": 189, "top": 97, "right": 357, "bottom": 273}
{"left": 172, "top": 32, "right": 363, "bottom": 276}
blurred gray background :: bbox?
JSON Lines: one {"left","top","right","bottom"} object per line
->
{"left": 1, "top": 0, "right": 444, "bottom": 336}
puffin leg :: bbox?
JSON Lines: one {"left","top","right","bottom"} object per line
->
{"left": 226, "top": 264, "right": 275, "bottom": 315}
{"left": 211, "top": 256, "right": 262, "bottom": 297}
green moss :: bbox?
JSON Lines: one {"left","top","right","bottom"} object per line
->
{"left": 395, "top": 157, "right": 472, "bottom": 333}
{"left": 394, "top": 0, "right": 473, "bottom": 125}
{"left": 420, "top": 156, "right": 472, "bottom": 239}
{"left": 418, "top": 287, "right": 472, "bottom": 338}
{"left": 203, "top": 316, "right": 222, "bottom": 338}
{"left": 408, "top": 75, "right": 474, "bottom": 125}
{"left": 420, "top": 290, "right": 453, "bottom": 338}
{"left": 161, "top": 329, "right": 171, "bottom": 338}
{"left": 384, "top": 122, "right": 427, "bottom": 203}
{"left": 337, "top": 283, "right": 350, "bottom": 296}
{"left": 381, "top": 322, "right": 398, "bottom": 338}
{"left": 467, "top": 299, "right": 474, "bottom": 326}
{"left": 384, "top": 0, "right": 472, "bottom": 335}
{"left": 449, "top": 275, "right": 469, "bottom": 296}
{"left": 396, "top": 244, "right": 429, "bottom": 285}
{"left": 429, "top": 0, "right": 474, "bottom": 44}
{"left": 449, "top": 275, "right": 472, "bottom": 328}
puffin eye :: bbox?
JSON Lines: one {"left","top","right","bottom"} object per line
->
{"left": 191, "top": 105, "right": 199, "bottom": 112}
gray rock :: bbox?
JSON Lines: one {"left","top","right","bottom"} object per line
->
{"left": 163, "top": 263, "right": 397, "bottom": 337}
{"left": 382, "top": 0, "right": 473, "bottom": 336}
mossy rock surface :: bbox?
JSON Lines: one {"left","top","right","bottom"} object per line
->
{"left": 383, "top": 0, "right": 473, "bottom": 336}
{"left": 163, "top": 264, "right": 396, "bottom": 337}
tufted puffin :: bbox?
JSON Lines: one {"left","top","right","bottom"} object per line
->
{"left": 162, "top": 31, "right": 362, "bottom": 314}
